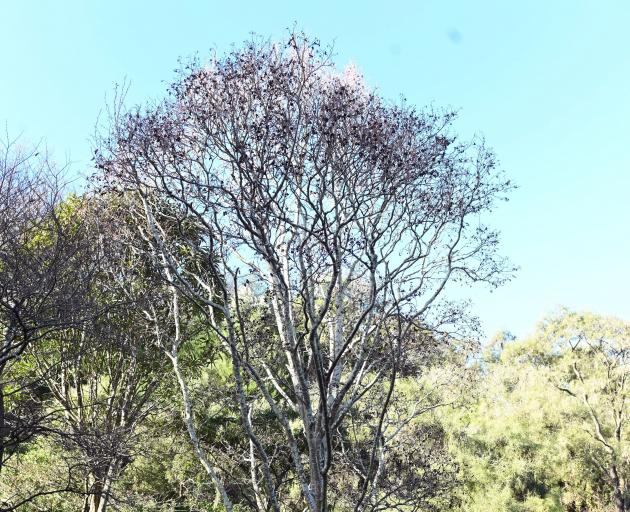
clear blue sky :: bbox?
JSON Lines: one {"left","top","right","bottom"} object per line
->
{"left": 2, "top": 1, "right": 629, "bottom": 339}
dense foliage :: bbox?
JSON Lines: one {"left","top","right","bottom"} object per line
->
{"left": 441, "top": 311, "right": 630, "bottom": 512}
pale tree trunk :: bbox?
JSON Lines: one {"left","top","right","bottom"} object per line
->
{"left": 167, "top": 350, "right": 233, "bottom": 512}
{"left": 269, "top": 274, "right": 320, "bottom": 511}
{"left": 84, "top": 465, "right": 116, "bottom": 512}
{"left": 147, "top": 235, "right": 234, "bottom": 512}
{"left": 83, "top": 474, "right": 103, "bottom": 512}
{"left": 87, "top": 487, "right": 102, "bottom": 512}
{"left": 95, "top": 463, "right": 117, "bottom": 512}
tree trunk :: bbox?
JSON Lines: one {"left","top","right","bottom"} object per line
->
{"left": 87, "top": 479, "right": 103, "bottom": 512}
{"left": 0, "top": 380, "right": 5, "bottom": 472}
{"left": 611, "top": 465, "right": 626, "bottom": 512}
{"left": 85, "top": 471, "right": 113, "bottom": 512}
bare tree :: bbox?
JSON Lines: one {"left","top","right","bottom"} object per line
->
{"left": 0, "top": 135, "right": 95, "bottom": 481}
{"left": 30, "top": 270, "right": 162, "bottom": 511}
{"left": 30, "top": 320, "right": 162, "bottom": 512}
{"left": 96, "top": 33, "right": 512, "bottom": 511}
{"left": 2, "top": 194, "right": 180, "bottom": 512}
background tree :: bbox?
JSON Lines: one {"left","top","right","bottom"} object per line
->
{"left": 96, "top": 33, "right": 512, "bottom": 511}
{"left": 0, "top": 135, "right": 95, "bottom": 484}
{"left": 25, "top": 196, "right": 168, "bottom": 512}
{"left": 443, "top": 311, "right": 630, "bottom": 512}
{"left": 548, "top": 311, "right": 630, "bottom": 512}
